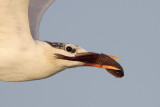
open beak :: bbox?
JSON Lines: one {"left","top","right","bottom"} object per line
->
{"left": 56, "top": 52, "right": 124, "bottom": 78}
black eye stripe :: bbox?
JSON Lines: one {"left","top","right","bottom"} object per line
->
{"left": 45, "top": 41, "right": 76, "bottom": 53}
{"left": 46, "top": 41, "right": 65, "bottom": 50}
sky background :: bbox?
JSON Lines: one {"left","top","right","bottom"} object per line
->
{"left": 0, "top": 0, "right": 160, "bottom": 107}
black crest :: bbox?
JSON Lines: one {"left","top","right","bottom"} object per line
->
{"left": 46, "top": 41, "right": 65, "bottom": 50}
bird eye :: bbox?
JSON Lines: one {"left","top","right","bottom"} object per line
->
{"left": 66, "top": 46, "right": 73, "bottom": 52}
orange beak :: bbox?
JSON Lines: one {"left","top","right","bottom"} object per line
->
{"left": 56, "top": 52, "right": 124, "bottom": 78}
{"left": 84, "top": 63, "right": 120, "bottom": 70}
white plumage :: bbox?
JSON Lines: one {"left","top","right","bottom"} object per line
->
{"left": 0, "top": 0, "right": 87, "bottom": 81}
{"left": 0, "top": 0, "right": 124, "bottom": 82}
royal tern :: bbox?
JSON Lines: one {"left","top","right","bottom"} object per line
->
{"left": 0, "top": 0, "right": 124, "bottom": 82}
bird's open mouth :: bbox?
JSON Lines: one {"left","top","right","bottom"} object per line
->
{"left": 56, "top": 52, "right": 124, "bottom": 78}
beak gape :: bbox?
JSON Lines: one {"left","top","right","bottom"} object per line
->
{"left": 56, "top": 52, "right": 124, "bottom": 78}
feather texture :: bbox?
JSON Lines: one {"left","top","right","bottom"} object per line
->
{"left": 29, "top": 0, "right": 55, "bottom": 40}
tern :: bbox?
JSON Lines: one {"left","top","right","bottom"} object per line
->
{"left": 0, "top": 0, "right": 124, "bottom": 82}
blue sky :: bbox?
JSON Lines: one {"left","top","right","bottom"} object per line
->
{"left": 0, "top": 0, "right": 160, "bottom": 107}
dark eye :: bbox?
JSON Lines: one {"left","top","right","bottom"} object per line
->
{"left": 66, "top": 46, "right": 73, "bottom": 52}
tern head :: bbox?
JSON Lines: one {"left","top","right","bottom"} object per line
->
{"left": 46, "top": 42, "right": 124, "bottom": 78}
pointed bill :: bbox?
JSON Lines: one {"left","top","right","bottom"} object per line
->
{"left": 56, "top": 52, "right": 124, "bottom": 78}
